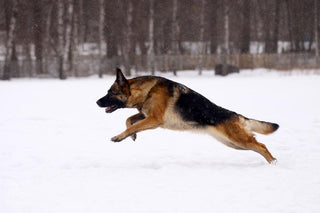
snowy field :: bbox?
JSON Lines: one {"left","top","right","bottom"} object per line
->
{"left": 1, "top": 69, "right": 320, "bottom": 213}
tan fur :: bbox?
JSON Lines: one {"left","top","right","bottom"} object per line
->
{"left": 126, "top": 79, "right": 158, "bottom": 108}
{"left": 243, "top": 117, "right": 277, "bottom": 134}
{"left": 111, "top": 82, "right": 169, "bottom": 142}
{"left": 162, "top": 88, "right": 198, "bottom": 130}
{"left": 209, "top": 117, "right": 276, "bottom": 163}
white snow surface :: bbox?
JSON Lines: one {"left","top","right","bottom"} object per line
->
{"left": 1, "top": 69, "right": 320, "bottom": 213}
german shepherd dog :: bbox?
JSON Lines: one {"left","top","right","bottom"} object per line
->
{"left": 97, "top": 68, "right": 279, "bottom": 163}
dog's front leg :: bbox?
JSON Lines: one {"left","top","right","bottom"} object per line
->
{"left": 111, "top": 116, "right": 161, "bottom": 142}
{"left": 126, "top": 113, "right": 145, "bottom": 141}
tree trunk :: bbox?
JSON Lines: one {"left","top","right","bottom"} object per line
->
{"left": 78, "top": 0, "right": 84, "bottom": 50}
{"left": 57, "top": 0, "right": 66, "bottom": 79}
{"left": 32, "top": 0, "right": 44, "bottom": 75}
{"left": 171, "top": 0, "right": 179, "bottom": 76}
{"left": 221, "top": 0, "right": 229, "bottom": 76}
{"left": 71, "top": 0, "right": 79, "bottom": 77}
{"left": 2, "top": 0, "right": 19, "bottom": 80}
{"left": 208, "top": 1, "right": 218, "bottom": 54}
{"left": 64, "top": 0, "right": 74, "bottom": 75}
{"left": 123, "top": 0, "right": 133, "bottom": 76}
{"left": 105, "top": 0, "right": 118, "bottom": 64}
{"left": 224, "top": 0, "right": 230, "bottom": 55}
{"left": 148, "top": 0, "right": 155, "bottom": 75}
{"left": 285, "top": 0, "right": 294, "bottom": 51}
{"left": 11, "top": 42, "right": 19, "bottom": 77}
{"left": 198, "top": 0, "right": 206, "bottom": 75}
{"left": 315, "top": 0, "right": 319, "bottom": 57}
{"left": 272, "top": 0, "right": 280, "bottom": 53}
{"left": 240, "top": 0, "right": 251, "bottom": 54}
{"left": 43, "top": 2, "right": 53, "bottom": 75}
{"left": 98, "top": 0, "right": 105, "bottom": 78}
{"left": 265, "top": 0, "right": 279, "bottom": 53}
{"left": 23, "top": 42, "right": 33, "bottom": 77}
{"left": 57, "top": 0, "right": 73, "bottom": 80}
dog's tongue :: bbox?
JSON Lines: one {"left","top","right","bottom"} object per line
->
{"left": 105, "top": 107, "right": 111, "bottom": 112}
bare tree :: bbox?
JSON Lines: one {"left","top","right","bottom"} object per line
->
{"left": 284, "top": 0, "right": 312, "bottom": 52}
{"left": 171, "top": 0, "right": 179, "bottom": 76}
{"left": 70, "top": 0, "right": 79, "bottom": 77}
{"left": 77, "top": 0, "right": 85, "bottom": 48}
{"left": 220, "top": 0, "right": 230, "bottom": 76}
{"left": 2, "top": 0, "right": 19, "bottom": 80}
{"left": 43, "top": 2, "right": 53, "bottom": 75}
{"left": 208, "top": 0, "right": 219, "bottom": 54}
{"left": 315, "top": 0, "right": 319, "bottom": 57}
{"left": 123, "top": 0, "right": 133, "bottom": 76}
{"left": 198, "top": 0, "right": 206, "bottom": 75}
{"left": 32, "top": 0, "right": 44, "bottom": 75}
{"left": 240, "top": 0, "right": 251, "bottom": 54}
{"left": 148, "top": 0, "right": 155, "bottom": 75}
{"left": 98, "top": 0, "right": 105, "bottom": 78}
{"left": 2, "top": 0, "right": 320, "bottom": 78}
{"left": 64, "top": 0, "right": 74, "bottom": 75}
{"left": 57, "top": 0, "right": 65, "bottom": 79}
{"left": 57, "top": 0, "right": 74, "bottom": 80}
{"left": 272, "top": 0, "right": 280, "bottom": 53}
{"left": 105, "top": 0, "right": 119, "bottom": 69}
{"left": 224, "top": 0, "right": 230, "bottom": 55}
{"left": 262, "top": 0, "right": 279, "bottom": 53}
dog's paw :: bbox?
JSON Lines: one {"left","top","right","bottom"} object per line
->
{"left": 270, "top": 158, "right": 277, "bottom": 165}
{"left": 111, "top": 135, "right": 123, "bottom": 142}
{"left": 130, "top": 133, "right": 137, "bottom": 141}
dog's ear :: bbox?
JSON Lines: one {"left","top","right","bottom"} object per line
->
{"left": 115, "top": 68, "right": 128, "bottom": 86}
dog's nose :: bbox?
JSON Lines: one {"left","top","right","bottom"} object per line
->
{"left": 96, "top": 100, "right": 102, "bottom": 107}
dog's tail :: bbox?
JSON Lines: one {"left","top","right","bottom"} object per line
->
{"left": 243, "top": 117, "right": 279, "bottom": 135}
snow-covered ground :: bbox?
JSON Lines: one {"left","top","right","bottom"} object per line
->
{"left": 1, "top": 69, "right": 320, "bottom": 213}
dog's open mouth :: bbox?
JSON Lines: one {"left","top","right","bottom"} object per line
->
{"left": 105, "top": 105, "right": 118, "bottom": 113}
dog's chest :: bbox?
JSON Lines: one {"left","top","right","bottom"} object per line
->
{"left": 161, "top": 105, "right": 195, "bottom": 131}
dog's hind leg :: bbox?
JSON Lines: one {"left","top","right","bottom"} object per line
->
{"left": 232, "top": 135, "right": 276, "bottom": 164}
{"left": 215, "top": 120, "right": 276, "bottom": 163}
{"left": 126, "top": 113, "right": 145, "bottom": 141}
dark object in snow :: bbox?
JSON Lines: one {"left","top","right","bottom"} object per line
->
{"left": 215, "top": 64, "right": 239, "bottom": 76}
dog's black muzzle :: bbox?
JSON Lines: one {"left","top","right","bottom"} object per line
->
{"left": 96, "top": 96, "right": 125, "bottom": 113}
{"left": 96, "top": 97, "right": 106, "bottom": 107}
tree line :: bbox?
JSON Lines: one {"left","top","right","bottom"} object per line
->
{"left": 0, "top": 0, "right": 319, "bottom": 79}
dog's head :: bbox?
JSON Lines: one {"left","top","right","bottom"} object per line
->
{"left": 96, "top": 68, "right": 130, "bottom": 113}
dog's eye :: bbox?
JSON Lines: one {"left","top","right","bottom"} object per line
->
{"left": 108, "top": 90, "right": 119, "bottom": 96}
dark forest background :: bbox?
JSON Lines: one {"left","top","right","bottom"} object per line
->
{"left": 1, "top": 0, "right": 319, "bottom": 79}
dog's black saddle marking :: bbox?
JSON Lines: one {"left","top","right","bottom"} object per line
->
{"left": 175, "top": 90, "right": 236, "bottom": 126}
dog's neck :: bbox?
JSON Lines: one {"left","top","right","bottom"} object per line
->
{"left": 126, "top": 78, "right": 158, "bottom": 109}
